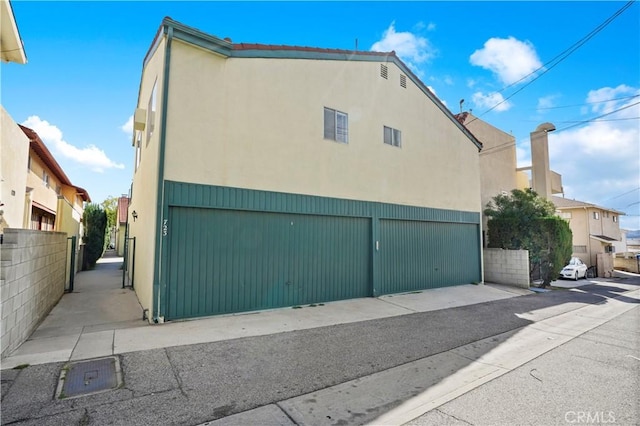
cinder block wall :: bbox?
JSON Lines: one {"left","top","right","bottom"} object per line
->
{"left": 483, "top": 248, "right": 530, "bottom": 288}
{"left": 613, "top": 256, "right": 640, "bottom": 273}
{"left": 1, "top": 229, "right": 67, "bottom": 358}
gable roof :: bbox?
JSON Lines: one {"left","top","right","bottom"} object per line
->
{"left": 143, "top": 17, "right": 483, "bottom": 151}
{"left": 552, "top": 196, "right": 624, "bottom": 215}
{"left": 19, "top": 125, "right": 91, "bottom": 202}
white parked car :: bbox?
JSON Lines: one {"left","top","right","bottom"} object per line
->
{"left": 559, "top": 257, "right": 588, "bottom": 280}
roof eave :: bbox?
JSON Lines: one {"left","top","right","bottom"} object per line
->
{"left": 0, "top": 0, "right": 27, "bottom": 64}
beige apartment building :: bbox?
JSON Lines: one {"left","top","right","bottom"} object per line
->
{"left": 128, "top": 18, "right": 485, "bottom": 322}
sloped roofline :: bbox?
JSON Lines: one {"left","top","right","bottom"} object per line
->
{"left": 141, "top": 17, "right": 483, "bottom": 151}
{"left": 19, "top": 125, "right": 91, "bottom": 202}
{"left": 551, "top": 196, "right": 624, "bottom": 215}
{"left": 0, "top": 0, "right": 27, "bottom": 64}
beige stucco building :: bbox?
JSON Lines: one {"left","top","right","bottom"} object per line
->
{"left": 19, "top": 125, "right": 90, "bottom": 235}
{"left": 455, "top": 112, "right": 527, "bottom": 245}
{"left": 115, "top": 195, "right": 129, "bottom": 256}
{"left": 552, "top": 196, "right": 622, "bottom": 268}
{"left": 0, "top": 107, "right": 30, "bottom": 231}
{"left": 129, "top": 18, "right": 485, "bottom": 322}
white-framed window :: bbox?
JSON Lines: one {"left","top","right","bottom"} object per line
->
{"left": 559, "top": 212, "right": 572, "bottom": 219}
{"left": 146, "top": 79, "right": 157, "bottom": 145}
{"left": 613, "top": 215, "right": 617, "bottom": 223}
{"left": 593, "top": 211, "right": 600, "bottom": 220}
{"left": 324, "top": 107, "right": 348, "bottom": 143}
{"left": 384, "top": 126, "right": 402, "bottom": 147}
{"left": 573, "top": 245, "right": 587, "bottom": 253}
{"left": 43, "top": 171, "right": 50, "bottom": 188}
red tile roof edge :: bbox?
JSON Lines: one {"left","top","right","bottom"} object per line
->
{"left": 232, "top": 43, "right": 395, "bottom": 57}
{"left": 19, "top": 124, "right": 91, "bottom": 202}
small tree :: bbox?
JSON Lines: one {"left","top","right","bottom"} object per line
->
{"left": 83, "top": 204, "right": 107, "bottom": 268}
{"left": 485, "top": 189, "right": 572, "bottom": 287}
{"left": 101, "top": 196, "right": 118, "bottom": 248}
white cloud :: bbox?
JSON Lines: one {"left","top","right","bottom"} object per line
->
{"left": 537, "top": 95, "right": 559, "bottom": 110}
{"left": 121, "top": 115, "right": 133, "bottom": 137}
{"left": 470, "top": 36, "right": 542, "bottom": 85}
{"left": 371, "top": 22, "right": 437, "bottom": 72}
{"left": 586, "top": 84, "right": 638, "bottom": 114}
{"left": 516, "top": 140, "right": 531, "bottom": 168}
{"left": 547, "top": 89, "right": 640, "bottom": 229}
{"left": 471, "top": 91, "right": 512, "bottom": 112}
{"left": 22, "top": 116, "right": 125, "bottom": 173}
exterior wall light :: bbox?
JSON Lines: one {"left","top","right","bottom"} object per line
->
{"left": 132, "top": 210, "right": 138, "bottom": 221}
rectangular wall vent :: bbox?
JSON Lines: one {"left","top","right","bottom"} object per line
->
{"left": 400, "top": 74, "right": 407, "bottom": 88}
{"left": 380, "top": 64, "right": 388, "bottom": 79}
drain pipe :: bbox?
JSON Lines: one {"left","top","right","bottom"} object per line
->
{"left": 153, "top": 23, "right": 174, "bottom": 324}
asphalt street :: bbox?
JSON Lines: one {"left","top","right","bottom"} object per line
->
{"left": 1, "top": 278, "right": 638, "bottom": 426}
{"left": 406, "top": 305, "right": 639, "bottom": 426}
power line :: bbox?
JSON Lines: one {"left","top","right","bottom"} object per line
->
{"left": 480, "top": 102, "right": 639, "bottom": 156}
{"left": 467, "top": 1, "right": 636, "bottom": 124}
{"left": 555, "top": 101, "right": 640, "bottom": 133}
{"left": 533, "top": 94, "right": 640, "bottom": 111}
{"left": 554, "top": 117, "right": 639, "bottom": 123}
{"left": 603, "top": 187, "right": 640, "bottom": 201}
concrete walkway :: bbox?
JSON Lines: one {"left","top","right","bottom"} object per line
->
{"left": 1, "top": 263, "right": 638, "bottom": 425}
{"left": 2, "top": 252, "right": 532, "bottom": 369}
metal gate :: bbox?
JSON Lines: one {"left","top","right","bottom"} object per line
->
{"left": 166, "top": 207, "right": 371, "bottom": 319}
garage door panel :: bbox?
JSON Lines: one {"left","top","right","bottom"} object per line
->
{"left": 167, "top": 207, "right": 370, "bottom": 319}
{"left": 379, "top": 219, "right": 480, "bottom": 294}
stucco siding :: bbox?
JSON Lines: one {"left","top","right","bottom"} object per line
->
{"left": 465, "top": 113, "right": 517, "bottom": 235}
{"left": 128, "top": 37, "right": 166, "bottom": 316}
{"left": 26, "top": 155, "right": 60, "bottom": 216}
{"left": 0, "top": 107, "right": 29, "bottom": 231}
{"left": 163, "top": 40, "right": 481, "bottom": 214}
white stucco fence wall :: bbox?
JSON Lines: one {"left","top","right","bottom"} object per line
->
{"left": 483, "top": 248, "right": 530, "bottom": 289}
{"left": 1, "top": 229, "right": 67, "bottom": 358}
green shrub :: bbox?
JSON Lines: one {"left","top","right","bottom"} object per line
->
{"left": 485, "top": 189, "right": 572, "bottom": 287}
{"left": 83, "top": 204, "right": 107, "bottom": 268}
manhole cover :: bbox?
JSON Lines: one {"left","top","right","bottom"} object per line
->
{"left": 57, "top": 356, "right": 122, "bottom": 399}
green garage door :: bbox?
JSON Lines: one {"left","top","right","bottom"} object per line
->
{"left": 378, "top": 219, "right": 481, "bottom": 295}
{"left": 166, "top": 207, "right": 371, "bottom": 319}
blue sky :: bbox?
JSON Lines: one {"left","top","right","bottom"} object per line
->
{"left": 2, "top": 1, "right": 639, "bottom": 229}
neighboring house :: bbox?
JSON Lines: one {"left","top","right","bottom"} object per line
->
{"left": 0, "top": 0, "right": 27, "bottom": 64}
{"left": 613, "top": 229, "right": 629, "bottom": 255}
{"left": 0, "top": 107, "right": 30, "bottom": 232}
{"left": 627, "top": 236, "right": 640, "bottom": 252}
{"left": 0, "top": 0, "right": 27, "bottom": 232}
{"left": 552, "top": 196, "right": 623, "bottom": 269}
{"left": 19, "top": 125, "right": 91, "bottom": 234}
{"left": 128, "top": 18, "right": 484, "bottom": 323}
{"left": 115, "top": 195, "right": 129, "bottom": 256}
{"left": 455, "top": 112, "right": 527, "bottom": 246}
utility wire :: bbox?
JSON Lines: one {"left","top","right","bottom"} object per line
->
{"left": 603, "top": 187, "right": 640, "bottom": 201}
{"left": 479, "top": 102, "right": 639, "bottom": 156}
{"left": 534, "top": 94, "right": 640, "bottom": 111}
{"left": 555, "top": 101, "right": 640, "bottom": 132}
{"left": 466, "top": 1, "right": 635, "bottom": 124}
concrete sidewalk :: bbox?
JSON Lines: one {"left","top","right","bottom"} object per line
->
{"left": 1, "top": 267, "right": 638, "bottom": 425}
{"left": 1, "top": 252, "right": 532, "bottom": 369}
